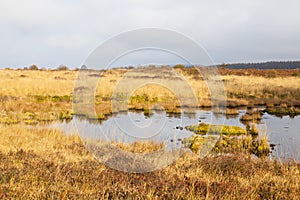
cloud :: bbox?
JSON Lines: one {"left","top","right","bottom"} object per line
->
{"left": 0, "top": 0, "right": 300, "bottom": 68}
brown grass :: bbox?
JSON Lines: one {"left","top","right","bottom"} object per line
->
{"left": 0, "top": 125, "right": 299, "bottom": 199}
{"left": 0, "top": 68, "right": 300, "bottom": 198}
{"left": 0, "top": 124, "right": 299, "bottom": 199}
{"left": 0, "top": 124, "right": 91, "bottom": 163}
{"left": 114, "top": 141, "right": 165, "bottom": 153}
{"left": 1, "top": 68, "right": 300, "bottom": 124}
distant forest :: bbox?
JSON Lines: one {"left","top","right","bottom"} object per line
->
{"left": 221, "top": 61, "right": 300, "bottom": 69}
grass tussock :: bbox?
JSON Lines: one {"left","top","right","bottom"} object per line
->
{"left": 265, "top": 106, "right": 300, "bottom": 117}
{"left": 183, "top": 122, "right": 267, "bottom": 157}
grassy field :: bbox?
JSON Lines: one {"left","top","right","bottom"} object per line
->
{"left": 1, "top": 67, "right": 300, "bottom": 124}
{"left": 0, "top": 67, "right": 300, "bottom": 199}
{"left": 1, "top": 125, "right": 300, "bottom": 199}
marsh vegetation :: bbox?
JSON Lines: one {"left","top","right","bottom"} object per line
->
{"left": 0, "top": 67, "right": 300, "bottom": 199}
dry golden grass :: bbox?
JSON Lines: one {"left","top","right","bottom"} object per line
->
{"left": 0, "top": 68, "right": 300, "bottom": 198}
{"left": 1, "top": 68, "right": 299, "bottom": 101}
{"left": 0, "top": 125, "right": 299, "bottom": 199}
{"left": 0, "top": 69, "right": 76, "bottom": 97}
{"left": 1, "top": 67, "right": 299, "bottom": 107}
{"left": 223, "top": 75, "right": 300, "bottom": 100}
{"left": 0, "top": 124, "right": 92, "bottom": 163}
{"left": 115, "top": 141, "right": 165, "bottom": 153}
{"left": 0, "top": 68, "right": 299, "bottom": 126}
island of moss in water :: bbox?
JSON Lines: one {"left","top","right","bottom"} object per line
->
{"left": 183, "top": 123, "right": 269, "bottom": 157}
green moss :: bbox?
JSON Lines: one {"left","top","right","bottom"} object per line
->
{"left": 23, "top": 112, "right": 37, "bottom": 120}
{"left": 252, "top": 137, "right": 270, "bottom": 157}
{"left": 31, "top": 95, "right": 71, "bottom": 103}
{"left": 183, "top": 135, "right": 217, "bottom": 153}
{"left": 0, "top": 110, "right": 75, "bottom": 125}
{"left": 185, "top": 122, "right": 247, "bottom": 136}
{"left": 33, "top": 95, "right": 46, "bottom": 103}
{"left": 130, "top": 94, "right": 149, "bottom": 104}
{"left": 184, "top": 123, "right": 269, "bottom": 157}
{"left": 129, "top": 94, "right": 159, "bottom": 105}
{"left": 212, "top": 135, "right": 270, "bottom": 157}
{"left": 58, "top": 110, "right": 74, "bottom": 120}
{"left": 24, "top": 119, "right": 38, "bottom": 125}
{"left": 0, "top": 115, "right": 19, "bottom": 125}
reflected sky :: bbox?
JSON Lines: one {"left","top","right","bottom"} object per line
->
{"left": 50, "top": 109, "right": 300, "bottom": 161}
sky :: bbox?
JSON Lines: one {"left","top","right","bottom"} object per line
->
{"left": 1, "top": 0, "right": 300, "bottom": 69}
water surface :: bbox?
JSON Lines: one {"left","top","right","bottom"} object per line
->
{"left": 50, "top": 109, "right": 300, "bottom": 161}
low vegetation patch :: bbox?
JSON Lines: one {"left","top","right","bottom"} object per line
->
{"left": 184, "top": 122, "right": 267, "bottom": 156}
{"left": 265, "top": 106, "right": 300, "bottom": 117}
{"left": 240, "top": 110, "right": 263, "bottom": 124}
{"left": 185, "top": 122, "right": 247, "bottom": 136}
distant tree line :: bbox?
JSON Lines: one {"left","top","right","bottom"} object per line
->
{"left": 23, "top": 64, "right": 70, "bottom": 71}
{"left": 173, "top": 61, "right": 300, "bottom": 69}
{"left": 4, "top": 61, "right": 300, "bottom": 70}
{"left": 223, "top": 61, "right": 300, "bottom": 69}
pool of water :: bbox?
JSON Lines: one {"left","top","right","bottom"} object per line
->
{"left": 49, "top": 109, "right": 300, "bottom": 162}
{"left": 261, "top": 114, "right": 300, "bottom": 161}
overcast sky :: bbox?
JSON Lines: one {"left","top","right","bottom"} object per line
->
{"left": 1, "top": 0, "right": 300, "bottom": 68}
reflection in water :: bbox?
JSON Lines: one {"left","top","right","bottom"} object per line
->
{"left": 260, "top": 114, "right": 300, "bottom": 162}
{"left": 49, "top": 109, "right": 300, "bottom": 162}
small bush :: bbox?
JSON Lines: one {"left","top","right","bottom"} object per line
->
{"left": 57, "top": 65, "right": 69, "bottom": 71}
{"left": 173, "top": 64, "right": 185, "bottom": 69}
{"left": 29, "top": 65, "right": 39, "bottom": 70}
